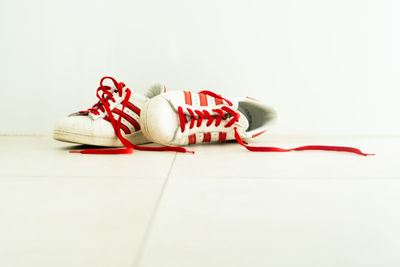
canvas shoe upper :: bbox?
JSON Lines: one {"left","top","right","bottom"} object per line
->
{"left": 139, "top": 90, "right": 374, "bottom": 156}
{"left": 53, "top": 76, "right": 165, "bottom": 149}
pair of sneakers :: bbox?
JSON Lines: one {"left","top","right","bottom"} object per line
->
{"left": 54, "top": 76, "right": 372, "bottom": 156}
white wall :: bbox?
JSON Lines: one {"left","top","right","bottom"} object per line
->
{"left": 1, "top": 0, "right": 399, "bottom": 135}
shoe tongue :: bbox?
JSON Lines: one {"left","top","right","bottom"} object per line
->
{"left": 235, "top": 111, "right": 249, "bottom": 131}
{"left": 145, "top": 84, "right": 164, "bottom": 98}
{"left": 110, "top": 86, "right": 119, "bottom": 95}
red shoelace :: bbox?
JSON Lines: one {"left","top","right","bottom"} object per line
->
{"left": 84, "top": 77, "right": 126, "bottom": 116}
{"left": 71, "top": 84, "right": 374, "bottom": 156}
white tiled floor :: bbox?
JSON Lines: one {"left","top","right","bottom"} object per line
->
{"left": 1, "top": 135, "right": 399, "bottom": 267}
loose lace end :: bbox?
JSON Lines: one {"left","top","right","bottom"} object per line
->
{"left": 233, "top": 128, "right": 374, "bottom": 156}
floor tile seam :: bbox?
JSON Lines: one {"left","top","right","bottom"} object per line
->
{"left": 167, "top": 176, "right": 400, "bottom": 180}
{"left": 131, "top": 152, "right": 178, "bottom": 267}
{"left": 0, "top": 175, "right": 166, "bottom": 179}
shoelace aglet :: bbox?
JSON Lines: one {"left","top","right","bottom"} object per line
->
{"left": 364, "top": 153, "right": 375, "bottom": 156}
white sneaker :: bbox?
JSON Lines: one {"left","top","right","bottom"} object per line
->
{"left": 139, "top": 90, "right": 373, "bottom": 156}
{"left": 140, "top": 90, "right": 276, "bottom": 146}
{"left": 53, "top": 76, "right": 165, "bottom": 148}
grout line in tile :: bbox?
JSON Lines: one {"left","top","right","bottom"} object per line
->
{"left": 0, "top": 134, "right": 49, "bottom": 137}
{"left": 166, "top": 176, "right": 400, "bottom": 180}
{"left": 131, "top": 152, "right": 177, "bottom": 267}
{"left": 0, "top": 175, "right": 165, "bottom": 179}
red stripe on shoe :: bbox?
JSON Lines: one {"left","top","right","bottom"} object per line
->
{"left": 188, "top": 134, "right": 196, "bottom": 145}
{"left": 199, "top": 93, "right": 208, "bottom": 106}
{"left": 214, "top": 96, "right": 223, "bottom": 105}
{"left": 219, "top": 132, "right": 227, "bottom": 142}
{"left": 112, "top": 109, "right": 141, "bottom": 131}
{"left": 125, "top": 102, "right": 141, "bottom": 116}
{"left": 203, "top": 132, "right": 211, "bottom": 142}
{"left": 252, "top": 130, "right": 267, "bottom": 138}
{"left": 104, "top": 116, "right": 131, "bottom": 134}
{"left": 184, "top": 91, "right": 192, "bottom": 105}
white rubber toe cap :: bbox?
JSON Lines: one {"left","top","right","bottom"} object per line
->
{"left": 54, "top": 115, "right": 116, "bottom": 136}
{"left": 54, "top": 115, "right": 93, "bottom": 136}
{"left": 140, "top": 95, "right": 178, "bottom": 145}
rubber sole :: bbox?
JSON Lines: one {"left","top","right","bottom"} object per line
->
{"left": 53, "top": 128, "right": 150, "bottom": 147}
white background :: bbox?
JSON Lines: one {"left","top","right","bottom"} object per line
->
{"left": 1, "top": 0, "right": 399, "bottom": 135}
